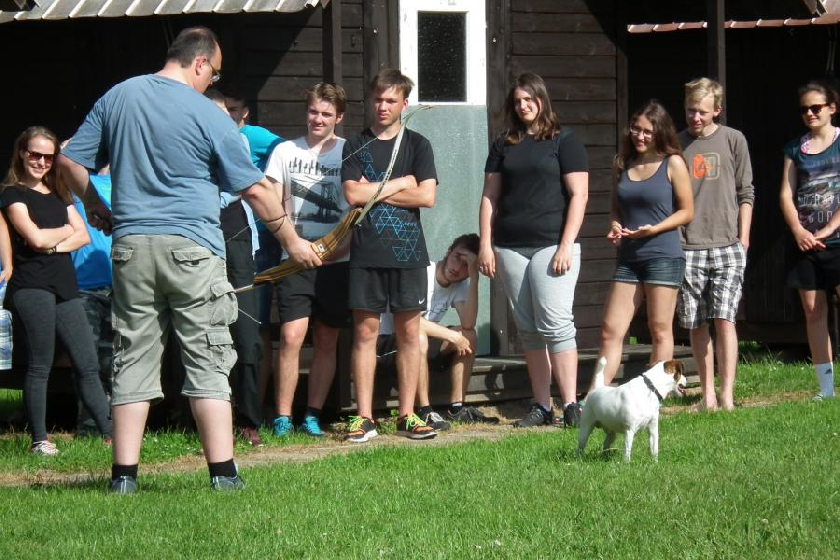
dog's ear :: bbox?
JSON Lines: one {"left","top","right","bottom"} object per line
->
{"left": 664, "top": 360, "right": 685, "bottom": 379}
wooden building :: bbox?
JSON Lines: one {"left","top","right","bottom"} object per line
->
{"left": 0, "top": 0, "right": 837, "bottom": 409}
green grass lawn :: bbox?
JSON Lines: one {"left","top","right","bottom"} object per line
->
{"left": 0, "top": 358, "right": 837, "bottom": 558}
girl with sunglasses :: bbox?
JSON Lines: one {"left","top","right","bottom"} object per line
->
{"left": 780, "top": 81, "right": 840, "bottom": 401}
{"left": 596, "top": 101, "right": 693, "bottom": 385}
{"left": 1, "top": 126, "right": 112, "bottom": 455}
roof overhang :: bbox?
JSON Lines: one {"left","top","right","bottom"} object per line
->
{"left": 627, "top": 0, "right": 840, "bottom": 34}
{"left": 0, "top": 0, "right": 328, "bottom": 24}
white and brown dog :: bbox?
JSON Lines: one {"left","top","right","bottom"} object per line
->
{"left": 577, "top": 357, "right": 686, "bottom": 462}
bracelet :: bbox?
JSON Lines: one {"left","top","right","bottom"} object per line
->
{"left": 264, "top": 214, "right": 286, "bottom": 225}
{"left": 46, "top": 247, "right": 56, "bottom": 255}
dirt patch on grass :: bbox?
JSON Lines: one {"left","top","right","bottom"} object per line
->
{"left": 0, "top": 393, "right": 819, "bottom": 489}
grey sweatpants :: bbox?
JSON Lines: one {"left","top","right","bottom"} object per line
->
{"left": 495, "top": 244, "right": 580, "bottom": 353}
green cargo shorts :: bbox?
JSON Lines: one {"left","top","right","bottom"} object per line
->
{"left": 110, "top": 235, "right": 238, "bottom": 405}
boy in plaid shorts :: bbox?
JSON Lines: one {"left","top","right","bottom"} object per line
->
{"left": 677, "top": 78, "right": 754, "bottom": 411}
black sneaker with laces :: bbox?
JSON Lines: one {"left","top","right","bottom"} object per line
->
{"left": 513, "top": 403, "right": 553, "bottom": 428}
{"left": 447, "top": 405, "right": 500, "bottom": 425}
{"left": 345, "top": 415, "right": 379, "bottom": 443}
{"left": 562, "top": 402, "right": 582, "bottom": 428}
{"left": 422, "top": 410, "right": 451, "bottom": 431}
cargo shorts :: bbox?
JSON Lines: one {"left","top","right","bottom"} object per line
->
{"left": 110, "top": 235, "right": 238, "bottom": 405}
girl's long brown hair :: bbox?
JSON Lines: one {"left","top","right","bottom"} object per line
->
{"left": 2, "top": 126, "right": 71, "bottom": 203}
{"left": 503, "top": 73, "right": 561, "bottom": 145}
{"left": 613, "top": 101, "right": 683, "bottom": 184}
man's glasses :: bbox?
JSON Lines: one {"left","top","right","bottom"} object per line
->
{"left": 629, "top": 125, "right": 654, "bottom": 139}
{"left": 800, "top": 103, "right": 829, "bottom": 116}
{"left": 26, "top": 150, "right": 55, "bottom": 165}
{"left": 205, "top": 60, "right": 221, "bottom": 84}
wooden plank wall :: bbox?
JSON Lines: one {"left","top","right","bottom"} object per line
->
{"left": 236, "top": 1, "right": 366, "bottom": 140}
{"left": 487, "top": 0, "right": 620, "bottom": 351}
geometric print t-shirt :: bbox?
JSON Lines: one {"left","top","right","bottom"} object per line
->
{"left": 341, "top": 127, "right": 437, "bottom": 268}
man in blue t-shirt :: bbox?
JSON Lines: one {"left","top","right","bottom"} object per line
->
{"left": 71, "top": 170, "right": 114, "bottom": 437}
{"left": 58, "top": 27, "right": 321, "bottom": 494}
{"left": 224, "top": 87, "right": 285, "bottom": 403}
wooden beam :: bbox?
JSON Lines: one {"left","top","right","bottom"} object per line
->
{"left": 486, "top": 0, "right": 513, "bottom": 355}
{"left": 706, "top": 0, "right": 727, "bottom": 124}
{"left": 323, "top": 0, "right": 344, "bottom": 135}
{"left": 615, "top": 0, "right": 628, "bottom": 141}
{"left": 362, "top": 0, "right": 396, "bottom": 126}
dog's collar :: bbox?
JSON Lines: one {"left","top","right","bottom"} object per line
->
{"left": 641, "top": 373, "right": 664, "bottom": 403}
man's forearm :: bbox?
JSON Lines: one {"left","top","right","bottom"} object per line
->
{"left": 57, "top": 155, "right": 97, "bottom": 203}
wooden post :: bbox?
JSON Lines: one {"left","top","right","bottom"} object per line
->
{"left": 707, "top": 0, "right": 727, "bottom": 124}
{"left": 362, "top": 0, "right": 398, "bottom": 126}
{"left": 485, "top": 0, "right": 513, "bottom": 355}
{"left": 323, "top": 0, "right": 343, "bottom": 136}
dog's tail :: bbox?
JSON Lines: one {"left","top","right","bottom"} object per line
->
{"left": 584, "top": 357, "right": 608, "bottom": 397}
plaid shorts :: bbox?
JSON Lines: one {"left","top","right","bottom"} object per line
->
{"left": 677, "top": 242, "right": 747, "bottom": 329}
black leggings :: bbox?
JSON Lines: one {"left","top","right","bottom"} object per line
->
{"left": 12, "top": 289, "right": 112, "bottom": 442}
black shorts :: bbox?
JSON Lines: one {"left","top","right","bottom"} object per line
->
{"left": 276, "top": 262, "right": 351, "bottom": 328}
{"left": 376, "top": 334, "right": 449, "bottom": 372}
{"left": 786, "top": 244, "right": 840, "bottom": 291}
{"left": 348, "top": 267, "right": 428, "bottom": 313}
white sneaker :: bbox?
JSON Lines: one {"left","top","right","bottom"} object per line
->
{"left": 30, "top": 440, "right": 58, "bottom": 456}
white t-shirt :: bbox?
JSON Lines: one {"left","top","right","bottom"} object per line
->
{"left": 265, "top": 136, "right": 350, "bottom": 261}
{"left": 379, "top": 261, "right": 470, "bottom": 335}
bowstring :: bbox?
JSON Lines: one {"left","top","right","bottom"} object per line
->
{"left": 227, "top": 106, "right": 432, "bottom": 292}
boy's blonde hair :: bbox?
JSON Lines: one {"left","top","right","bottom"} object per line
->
{"left": 685, "top": 77, "right": 723, "bottom": 110}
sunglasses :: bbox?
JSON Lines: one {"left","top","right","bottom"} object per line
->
{"left": 26, "top": 150, "right": 55, "bottom": 164}
{"left": 800, "top": 103, "right": 830, "bottom": 116}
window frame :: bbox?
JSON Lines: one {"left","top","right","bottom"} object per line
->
{"left": 399, "top": 0, "right": 487, "bottom": 106}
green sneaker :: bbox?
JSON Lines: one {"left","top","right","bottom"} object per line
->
{"left": 396, "top": 413, "right": 437, "bottom": 440}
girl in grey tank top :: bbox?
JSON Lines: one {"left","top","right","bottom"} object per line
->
{"left": 595, "top": 101, "right": 694, "bottom": 385}
{"left": 616, "top": 155, "right": 684, "bottom": 263}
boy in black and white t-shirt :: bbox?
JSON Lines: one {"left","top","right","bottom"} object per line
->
{"left": 378, "top": 234, "right": 499, "bottom": 430}
{"left": 265, "top": 83, "right": 350, "bottom": 438}
{"left": 341, "top": 69, "right": 438, "bottom": 442}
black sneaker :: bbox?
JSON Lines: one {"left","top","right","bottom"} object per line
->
{"left": 109, "top": 475, "right": 137, "bottom": 495}
{"left": 422, "top": 410, "right": 451, "bottom": 431}
{"left": 513, "top": 403, "right": 553, "bottom": 428}
{"left": 345, "top": 415, "right": 378, "bottom": 443}
{"left": 396, "top": 413, "right": 437, "bottom": 440}
{"left": 447, "top": 406, "right": 500, "bottom": 425}
{"left": 562, "top": 402, "right": 582, "bottom": 428}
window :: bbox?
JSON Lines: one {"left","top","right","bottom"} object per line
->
{"left": 400, "top": 0, "right": 486, "bottom": 105}
{"left": 418, "top": 12, "right": 467, "bottom": 102}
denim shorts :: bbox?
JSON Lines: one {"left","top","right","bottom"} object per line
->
{"left": 613, "top": 257, "right": 686, "bottom": 287}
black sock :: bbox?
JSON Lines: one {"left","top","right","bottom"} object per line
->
{"left": 208, "top": 459, "right": 237, "bottom": 479}
{"left": 306, "top": 407, "right": 322, "bottom": 419}
{"left": 112, "top": 464, "right": 138, "bottom": 480}
{"left": 417, "top": 405, "right": 433, "bottom": 417}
